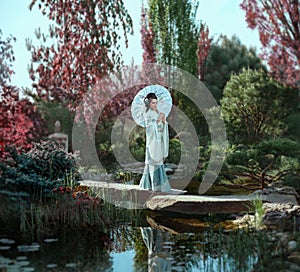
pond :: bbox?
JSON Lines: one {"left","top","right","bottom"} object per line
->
{"left": 0, "top": 209, "right": 293, "bottom": 272}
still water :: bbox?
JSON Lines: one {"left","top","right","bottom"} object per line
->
{"left": 0, "top": 211, "right": 266, "bottom": 272}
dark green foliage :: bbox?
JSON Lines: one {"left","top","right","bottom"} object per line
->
{"left": 0, "top": 170, "right": 57, "bottom": 200}
{"left": 128, "top": 126, "right": 146, "bottom": 162}
{"left": 192, "top": 142, "right": 212, "bottom": 182}
{"left": 255, "top": 138, "right": 300, "bottom": 159}
{"left": 22, "top": 92, "right": 75, "bottom": 146}
{"left": 0, "top": 140, "right": 79, "bottom": 201}
{"left": 37, "top": 100, "right": 74, "bottom": 140}
{"left": 286, "top": 112, "right": 300, "bottom": 141}
{"left": 283, "top": 175, "right": 300, "bottom": 192}
{"left": 225, "top": 146, "right": 254, "bottom": 168}
{"left": 226, "top": 139, "right": 300, "bottom": 169}
{"left": 221, "top": 68, "right": 297, "bottom": 144}
{"left": 97, "top": 141, "right": 117, "bottom": 169}
{"left": 18, "top": 140, "right": 78, "bottom": 181}
{"left": 172, "top": 88, "right": 209, "bottom": 136}
{"left": 204, "top": 35, "right": 265, "bottom": 102}
{"left": 223, "top": 138, "right": 300, "bottom": 188}
{"left": 165, "top": 138, "right": 182, "bottom": 164}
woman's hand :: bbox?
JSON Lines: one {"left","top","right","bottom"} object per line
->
{"left": 157, "top": 112, "right": 166, "bottom": 123}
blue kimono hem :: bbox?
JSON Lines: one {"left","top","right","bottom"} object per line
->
{"left": 139, "top": 164, "right": 171, "bottom": 192}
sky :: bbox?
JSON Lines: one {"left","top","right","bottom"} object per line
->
{"left": 0, "top": 0, "right": 261, "bottom": 90}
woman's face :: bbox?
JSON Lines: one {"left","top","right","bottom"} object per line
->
{"left": 149, "top": 99, "right": 158, "bottom": 110}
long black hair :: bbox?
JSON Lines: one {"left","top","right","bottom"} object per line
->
{"left": 144, "top": 92, "right": 157, "bottom": 112}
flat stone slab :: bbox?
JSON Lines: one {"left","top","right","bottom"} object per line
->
{"left": 145, "top": 195, "right": 253, "bottom": 214}
{"left": 80, "top": 180, "right": 298, "bottom": 214}
{"left": 80, "top": 180, "right": 186, "bottom": 195}
{"left": 80, "top": 180, "right": 186, "bottom": 209}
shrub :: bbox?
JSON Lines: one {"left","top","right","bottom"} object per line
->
{"left": 0, "top": 140, "right": 79, "bottom": 201}
{"left": 221, "top": 68, "right": 297, "bottom": 144}
{"left": 222, "top": 138, "right": 300, "bottom": 187}
{"left": 17, "top": 140, "right": 79, "bottom": 181}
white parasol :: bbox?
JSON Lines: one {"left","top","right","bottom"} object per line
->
{"left": 131, "top": 85, "right": 172, "bottom": 127}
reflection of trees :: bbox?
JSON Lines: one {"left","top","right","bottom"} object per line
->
{"left": 170, "top": 234, "right": 201, "bottom": 271}
{"left": 69, "top": 218, "right": 266, "bottom": 271}
{"left": 18, "top": 206, "right": 285, "bottom": 271}
{"left": 110, "top": 224, "right": 135, "bottom": 252}
{"left": 59, "top": 229, "right": 113, "bottom": 271}
{"left": 27, "top": 221, "right": 261, "bottom": 271}
{"left": 132, "top": 228, "right": 148, "bottom": 272}
{"left": 69, "top": 209, "right": 288, "bottom": 271}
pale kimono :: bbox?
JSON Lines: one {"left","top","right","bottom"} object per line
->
{"left": 139, "top": 109, "right": 171, "bottom": 192}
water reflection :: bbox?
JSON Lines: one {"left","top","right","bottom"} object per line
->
{"left": 139, "top": 215, "right": 202, "bottom": 272}
{"left": 138, "top": 214, "right": 259, "bottom": 272}
{"left": 140, "top": 227, "right": 172, "bottom": 271}
{"left": 0, "top": 211, "right": 281, "bottom": 271}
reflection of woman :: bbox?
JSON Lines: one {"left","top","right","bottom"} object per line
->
{"left": 140, "top": 227, "right": 172, "bottom": 272}
{"left": 139, "top": 93, "right": 171, "bottom": 192}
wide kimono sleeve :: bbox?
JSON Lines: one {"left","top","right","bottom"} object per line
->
{"left": 162, "top": 121, "right": 169, "bottom": 159}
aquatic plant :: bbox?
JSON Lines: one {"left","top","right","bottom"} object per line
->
{"left": 251, "top": 195, "right": 265, "bottom": 228}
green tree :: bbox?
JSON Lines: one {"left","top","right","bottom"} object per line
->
{"left": 144, "top": 0, "right": 210, "bottom": 136}
{"left": 221, "top": 68, "right": 297, "bottom": 144}
{"left": 204, "top": 35, "right": 265, "bottom": 102}
{"left": 148, "top": 0, "right": 204, "bottom": 76}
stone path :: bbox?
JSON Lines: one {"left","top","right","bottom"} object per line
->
{"left": 80, "top": 180, "right": 298, "bottom": 214}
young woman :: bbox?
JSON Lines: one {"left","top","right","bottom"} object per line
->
{"left": 139, "top": 92, "right": 171, "bottom": 192}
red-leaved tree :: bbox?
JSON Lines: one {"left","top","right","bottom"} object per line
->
{"left": 141, "top": 6, "right": 156, "bottom": 66}
{"left": 28, "top": 0, "right": 133, "bottom": 107}
{"left": 0, "top": 86, "right": 35, "bottom": 157}
{"left": 241, "top": 0, "right": 300, "bottom": 87}
{"left": 197, "top": 25, "right": 211, "bottom": 81}
{"left": 0, "top": 32, "right": 36, "bottom": 158}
